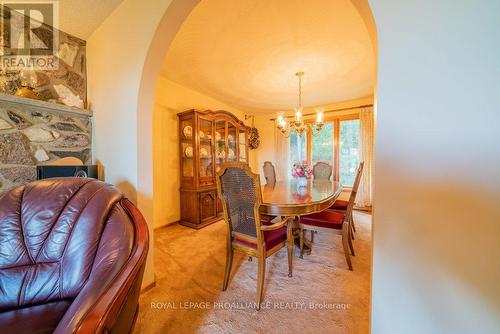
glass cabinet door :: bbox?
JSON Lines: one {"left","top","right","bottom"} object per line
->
{"left": 215, "top": 120, "right": 226, "bottom": 173}
{"left": 180, "top": 118, "right": 194, "bottom": 178}
{"left": 227, "top": 122, "right": 237, "bottom": 161}
{"left": 238, "top": 128, "right": 247, "bottom": 162}
{"left": 198, "top": 117, "right": 214, "bottom": 180}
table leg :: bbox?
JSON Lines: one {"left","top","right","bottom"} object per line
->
{"left": 288, "top": 216, "right": 312, "bottom": 256}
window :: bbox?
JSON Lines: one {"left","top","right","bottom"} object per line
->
{"left": 312, "top": 122, "right": 334, "bottom": 167}
{"left": 289, "top": 130, "right": 307, "bottom": 168}
{"left": 340, "top": 120, "right": 360, "bottom": 186}
{"left": 288, "top": 114, "right": 360, "bottom": 185}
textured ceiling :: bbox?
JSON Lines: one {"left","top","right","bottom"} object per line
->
{"left": 161, "top": 0, "right": 375, "bottom": 112}
{"left": 58, "top": 0, "right": 124, "bottom": 39}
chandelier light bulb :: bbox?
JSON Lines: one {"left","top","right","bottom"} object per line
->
{"left": 295, "top": 108, "right": 302, "bottom": 122}
{"left": 316, "top": 111, "right": 323, "bottom": 123}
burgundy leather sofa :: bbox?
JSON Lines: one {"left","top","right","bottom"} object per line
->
{"left": 0, "top": 178, "right": 149, "bottom": 334}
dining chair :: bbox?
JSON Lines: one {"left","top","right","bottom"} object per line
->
{"left": 216, "top": 162, "right": 294, "bottom": 309}
{"left": 262, "top": 161, "right": 276, "bottom": 185}
{"left": 298, "top": 163, "right": 363, "bottom": 270}
{"left": 313, "top": 161, "right": 333, "bottom": 180}
{"left": 329, "top": 161, "right": 364, "bottom": 234}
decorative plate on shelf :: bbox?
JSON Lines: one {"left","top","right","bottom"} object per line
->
{"left": 228, "top": 148, "right": 235, "bottom": 159}
{"left": 228, "top": 134, "right": 234, "bottom": 142}
{"left": 216, "top": 132, "right": 222, "bottom": 141}
{"left": 183, "top": 125, "right": 193, "bottom": 139}
{"left": 184, "top": 146, "right": 193, "bottom": 158}
{"left": 199, "top": 130, "right": 205, "bottom": 139}
{"left": 200, "top": 147, "right": 209, "bottom": 158}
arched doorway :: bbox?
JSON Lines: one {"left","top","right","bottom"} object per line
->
{"left": 134, "top": 0, "right": 377, "bottom": 285}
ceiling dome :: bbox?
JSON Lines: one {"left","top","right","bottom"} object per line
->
{"left": 162, "top": 0, "right": 375, "bottom": 112}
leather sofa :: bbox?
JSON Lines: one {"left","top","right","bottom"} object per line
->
{"left": 0, "top": 178, "right": 149, "bottom": 333}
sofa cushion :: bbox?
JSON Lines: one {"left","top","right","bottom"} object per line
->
{"left": 0, "top": 300, "right": 72, "bottom": 334}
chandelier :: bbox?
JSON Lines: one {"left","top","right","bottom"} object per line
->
{"left": 276, "top": 71, "right": 324, "bottom": 137}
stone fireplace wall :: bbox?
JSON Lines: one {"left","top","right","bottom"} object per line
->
{"left": 0, "top": 7, "right": 87, "bottom": 108}
{"left": 0, "top": 98, "right": 91, "bottom": 194}
{"left": 0, "top": 7, "right": 91, "bottom": 194}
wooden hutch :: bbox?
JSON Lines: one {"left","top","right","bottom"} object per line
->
{"left": 178, "top": 109, "right": 249, "bottom": 229}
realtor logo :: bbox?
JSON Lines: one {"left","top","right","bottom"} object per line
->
{"left": 0, "top": 0, "right": 59, "bottom": 69}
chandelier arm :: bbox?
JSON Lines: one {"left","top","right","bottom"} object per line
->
{"left": 310, "top": 124, "right": 317, "bottom": 137}
{"left": 280, "top": 126, "right": 291, "bottom": 138}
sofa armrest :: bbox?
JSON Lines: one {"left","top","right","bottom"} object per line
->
{"left": 54, "top": 199, "right": 149, "bottom": 334}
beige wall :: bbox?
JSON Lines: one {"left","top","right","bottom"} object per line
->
{"left": 87, "top": 0, "right": 200, "bottom": 287}
{"left": 153, "top": 77, "right": 250, "bottom": 228}
{"left": 370, "top": 0, "right": 500, "bottom": 333}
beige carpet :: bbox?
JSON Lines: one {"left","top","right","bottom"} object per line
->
{"left": 135, "top": 211, "right": 372, "bottom": 334}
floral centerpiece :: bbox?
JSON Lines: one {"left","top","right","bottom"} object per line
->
{"left": 292, "top": 160, "right": 313, "bottom": 187}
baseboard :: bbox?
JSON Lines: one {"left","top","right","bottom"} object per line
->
{"left": 140, "top": 281, "right": 156, "bottom": 294}
{"left": 154, "top": 220, "right": 180, "bottom": 231}
{"left": 354, "top": 206, "right": 372, "bottom": 213}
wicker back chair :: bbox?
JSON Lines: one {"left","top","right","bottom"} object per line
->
{"left": 313, "top": 161, "right": 333, "bottom": 180}
{"left": 216, "top": 162, "right": 294, "bottom": 309}
{"left": 262, "top": 161, "right": 276, "bottom": 185}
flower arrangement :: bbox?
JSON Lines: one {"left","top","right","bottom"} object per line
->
{"left": 292, "top": 160, "right": 313, "bottom": 179}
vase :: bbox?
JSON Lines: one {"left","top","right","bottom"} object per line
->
{"left": 297, "top": 176, "right": 308, "bottom": 187}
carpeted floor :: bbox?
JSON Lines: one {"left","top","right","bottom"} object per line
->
{"left": 135, "top": 211, "right": 372, "bottom": 334}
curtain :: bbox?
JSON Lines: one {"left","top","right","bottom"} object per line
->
{"left": 274, "top": 127, "right": 290, "bottom": 181}
{"left": 357, "top": 107, "right": 374, "bottom": 208}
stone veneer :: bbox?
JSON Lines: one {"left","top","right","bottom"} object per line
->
{"left": 0, "top": 8, "right": 87, "bottom": 107}
{"left": 0, "top": 96, "right": 92, "bottom": 194}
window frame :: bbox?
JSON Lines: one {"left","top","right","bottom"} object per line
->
{"left": 304, "top": 112, "right": 359, "bottom": 186}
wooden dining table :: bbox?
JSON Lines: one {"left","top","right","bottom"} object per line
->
{"left": 260, "top": 179, "right": 343, "bottom": 253}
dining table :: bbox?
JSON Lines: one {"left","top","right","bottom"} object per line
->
{"left": 260, "top": 178, "right": 343, "bottom": 253}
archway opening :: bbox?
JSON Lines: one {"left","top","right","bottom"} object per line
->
{"left": 135, "top": 0, "right": 377, "bottom": 331}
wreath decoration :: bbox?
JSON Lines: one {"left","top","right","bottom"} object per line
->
{"left": 248, "top": 127, "right": 260, "bottom": 150}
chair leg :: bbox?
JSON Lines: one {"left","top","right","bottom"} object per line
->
{"left": 347, "top": 222, "right": 355, "bottom": 256}
{"left": 299, "top": 227, "right": 305, "bottom": 259}
{"left": 342, "top": 223, "right": 353, "bottom": 271}
{"left": 287, "top": 223, "right": 294, "bottom": 277}
{"left": 248, "top": 256, "right": 252, "bottom": 262}
{"left": 256, "top": 255, "right": 266, "bottom": 310}
{"left": 310, "top": 230, "right": 315, "bottom": 243}
{"left": 222, "top": 246, "right": 234, "bottom": 291}
{"left": 351, "top": 211, "right": 356, "bottom": 233}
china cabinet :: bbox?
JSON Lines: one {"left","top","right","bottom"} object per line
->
{"left": 178, "top": 109, "right": 249, "bottom": 229}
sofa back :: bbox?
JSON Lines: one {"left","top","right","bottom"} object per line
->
{"left": 0, "top": 178, "right": 132, "bottom": 312}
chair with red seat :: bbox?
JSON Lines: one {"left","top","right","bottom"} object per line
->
{"left": 329, "top": 161, "right": 364, "bottom": 234}
{"left": 260, "top": 162, "right": 278, "bottom": 223}
{"left": 216, "top": 162, "right": 294, "bottom": 309}
{"left": 299, "top": 163, "right": 364, "bottom": 270}
{"left": 313, "top": 161, "right": 333, "bottom": 180}
{"left": 262, "top": 161, "right": 276, "bottom": 185}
